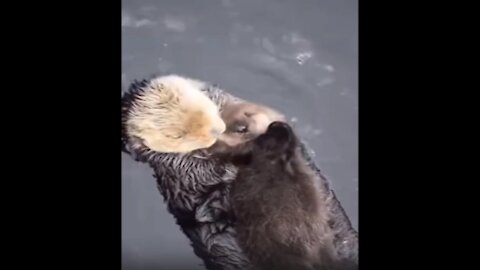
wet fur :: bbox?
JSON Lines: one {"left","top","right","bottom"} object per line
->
{"left": 121, "top": 76, "right": 358, "bottom": 270}
{"left": 122, "top": 74, "right": 225, "bottom": 153}
{"left": 212, "top": 122, "right": 345, "bottom": 270}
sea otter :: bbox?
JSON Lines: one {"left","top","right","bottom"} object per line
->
{"left": 122, "top": 75, "right": 285, "bottom": 270}
{"left": 121, "top": 75, "right": 358, "bottom": 270}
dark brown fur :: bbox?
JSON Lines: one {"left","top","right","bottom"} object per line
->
{"left": 212, "top": 122, "right": 343, "bottom": 270}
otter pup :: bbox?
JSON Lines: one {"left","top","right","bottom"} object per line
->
{"left": 209, "top": 100, "right": 286, "bottom": 153}
{"left": 122, "top": 74, "right": 226, "bottom": 154}
{"left": 212, "top": 122, "right": 341, "bottom": 270}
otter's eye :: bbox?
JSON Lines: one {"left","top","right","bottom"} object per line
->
{"left": 234, "top": 124, "right": 248, "bottom": 133}
{"left": 167, "top": 129, "right": 185, "bottom": 139}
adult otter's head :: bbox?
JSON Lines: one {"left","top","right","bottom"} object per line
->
{"left": 215, "top": 101, "right": 286, "bottom": 148}
{"left": 122, "top": 75, "right": 226, "bottom": 154}
{"left": 252, "top": 121, "right": 298, "bottom": 162}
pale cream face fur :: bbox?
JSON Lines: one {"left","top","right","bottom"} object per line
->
{"left": 125, "top": 75, "right": 226, "bottom": 153}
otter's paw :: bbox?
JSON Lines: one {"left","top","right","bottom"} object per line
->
{"left": 262, "top": 121, "right": 294, "bottom": 146}
{"left": 265, "top": 121, "right": 293, "bottom": 142}
{"left": 254, "top": 121, "right": 296, "bottom": 155}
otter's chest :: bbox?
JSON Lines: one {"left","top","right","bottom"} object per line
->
{"left": 151, "top": 158, "right": 237, "bottom": 223}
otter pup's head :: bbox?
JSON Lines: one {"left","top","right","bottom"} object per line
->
{"left": 215, "top": 101, "right": 286, "bottom": 148}
{"left": 122, "top": 75, "right": 226, "bottom": 154}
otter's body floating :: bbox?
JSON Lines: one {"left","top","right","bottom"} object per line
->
{"left": 121, "top": 75, "right": 358, "bottom": 270}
